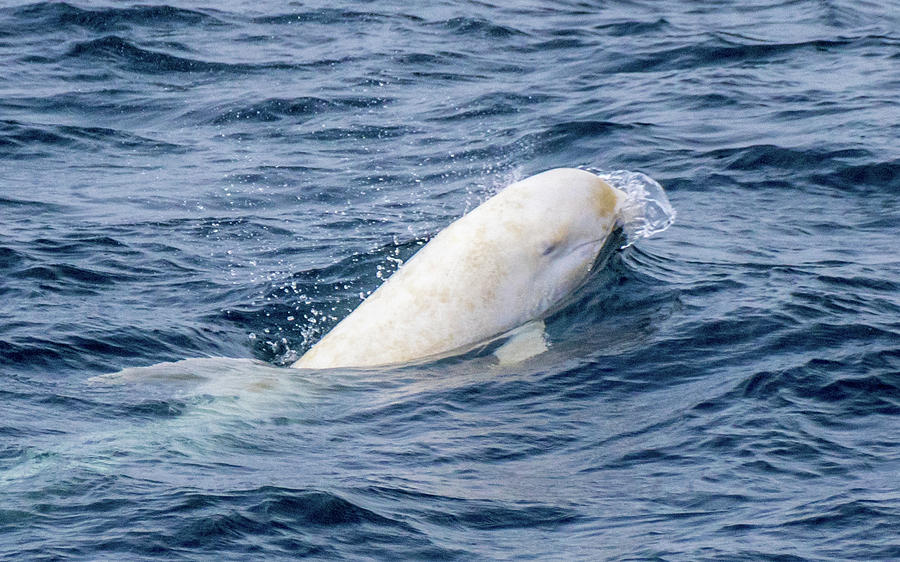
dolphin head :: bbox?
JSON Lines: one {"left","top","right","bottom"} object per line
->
{"left": 486, "top": 168, "right": 625, "bottom": 319}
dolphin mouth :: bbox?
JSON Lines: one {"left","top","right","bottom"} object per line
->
{"left": 588, "top": 226, "right": 625, "bottom": 274}
{"left": 537, "top": 227, "right": 626, "bottom": 321}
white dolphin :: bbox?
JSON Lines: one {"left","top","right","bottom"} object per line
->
{"left": 293, "top": 168, "right": 627, "bottom": 369}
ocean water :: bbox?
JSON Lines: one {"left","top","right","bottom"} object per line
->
{"left": 1, "top": 0, "right": 898, "bottom": 559}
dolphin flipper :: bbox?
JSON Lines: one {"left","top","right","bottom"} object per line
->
{"left": 493, "top": 320, "right": 548, "bottom": 365}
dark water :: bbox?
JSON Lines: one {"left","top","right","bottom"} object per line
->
{"left": 2, "top": 0, "right": 899, "bottom": 559}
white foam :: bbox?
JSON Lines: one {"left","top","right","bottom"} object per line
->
{"left": 586, "top": 168, "right": 676, "bottom": 247}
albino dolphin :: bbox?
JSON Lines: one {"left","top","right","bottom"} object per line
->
{"left": 293, "top": 168, "right": 627, "bottom": 369}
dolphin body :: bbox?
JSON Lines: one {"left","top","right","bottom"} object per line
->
{"left": 293, "top": 168, "right": 626, "bottom": 369}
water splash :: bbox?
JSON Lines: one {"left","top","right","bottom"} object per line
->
{"left": 587, "top": 169, "right": 676, "bottom": 247}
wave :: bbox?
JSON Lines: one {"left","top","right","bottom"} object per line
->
{"left": 2, "top": 485, "right": 451, "bottom": 559}
{"left": 61, "top": 35, "right": 351, "bottom": 76}
{"left": 0, "top": 118, "right": 185, "bottom": 158}
{"left": 4, "top": 2, "right": 225, "bottom": 32}
{"left": 252, "top": 8, "right": 415, "bottom": 26}
{"left": 594, "top": 17, "right": 671, "bottom": 37}
{"left": 607, "top": 36, "right": 893, "bottom": 73}
{"left": 435, "top": 16, "right": 526, "bottom": 39}
{"left": 65, "top": 35, "right": 244, "bottom": 74}
{"left": 813, "top": 159, "right": 900, "bottom": 194}
{"left": 200, "top": 96, "right": 390, "bottom": 125}
{"left": 706, "top": 144, "right": 871, "bottom": 172}
{"left": 424, "top": 92, "right": 559, "bottom": 122}
{"left": 695, "top": 144, "right": 897, "bottom": 194}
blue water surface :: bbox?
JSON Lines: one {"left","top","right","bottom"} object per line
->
{"left": 1, "top": 0, "right": 899, "bottom": 559}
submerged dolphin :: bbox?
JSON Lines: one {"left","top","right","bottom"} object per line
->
{"left": 293, "top": 168, "right": 627, "bottom": 369}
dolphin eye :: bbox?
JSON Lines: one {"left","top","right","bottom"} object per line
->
{"left": 542, "top": 242, "right": 558, "bottom": 256}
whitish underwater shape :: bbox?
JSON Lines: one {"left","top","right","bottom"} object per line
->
{"left": 91, "top": 167, "right": 674, "bottom": 382}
